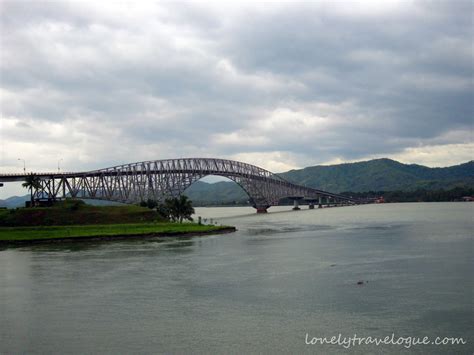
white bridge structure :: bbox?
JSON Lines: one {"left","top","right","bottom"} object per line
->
{"left": 0, "top": 158, "right": 357, "bottom": 212}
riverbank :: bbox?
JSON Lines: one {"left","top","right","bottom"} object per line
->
{"left": 0, "top": 223, "right": 236, "bottom": 245}
{"left": 0, "top": 201, "right": 162, "bottom": 227}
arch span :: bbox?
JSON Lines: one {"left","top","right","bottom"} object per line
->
{"left": 0, "top": 158, "right": 356, "bottom": 210}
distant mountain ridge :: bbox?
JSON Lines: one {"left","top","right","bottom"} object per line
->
{"left": 0, "top": 195, "right": 29, "bottom": 208}
{"left": 280, "top": 158, "right": 474, "bottom": 193}
{"left": 1, "top": 159, "right": 472, "bottom": 207}
{"left": 184, "top": 181, "right": 248, "bottom": 205}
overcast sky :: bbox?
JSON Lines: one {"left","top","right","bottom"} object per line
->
{"left": 0, "top": 0, "right": 472, "bottom": 196}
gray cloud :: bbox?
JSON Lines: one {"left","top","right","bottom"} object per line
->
{"left": 0, "top": 0, "right": 472, "bottom": 183}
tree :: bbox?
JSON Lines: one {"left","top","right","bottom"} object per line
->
{"left": 22, "top": 173, "right": 41, "bottom": 207}
{"left": 155, "top": 203, "right": 170, "bottom": 220}
{"left": 139, "top": 199, "right": 158, "bottom": 209}
{"left": 165, "top": 195, "right": 195, "bottom": 223}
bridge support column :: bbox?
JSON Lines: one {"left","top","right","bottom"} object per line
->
{"left": 309, "top": 202, "right": 314, "bottom": 209}
{"left": 256, "top": 207, "right": 268, "bottom": 213}
{"left": 292, "top": 199, "right": 300, "bottom": 211}
{"left": 62, "top": 177, "right": 66, "bottom": 199}
{"left": 318, "top": 196, "right": 323, "bottom": 208}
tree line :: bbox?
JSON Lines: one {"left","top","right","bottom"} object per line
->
{"left": 342, "top": 186, "right": 474, "bottom": 202}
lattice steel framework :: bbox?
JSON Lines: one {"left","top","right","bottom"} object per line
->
{"left": 0, "top": 158, "right": 355, "bottom": 209}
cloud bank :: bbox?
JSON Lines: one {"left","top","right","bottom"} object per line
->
{"left": 1, "top": 0, "right": 472, "bottom": 189}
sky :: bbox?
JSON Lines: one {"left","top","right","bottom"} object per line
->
{"left": 0, "top": 0, "right": 473, "bottom": 197}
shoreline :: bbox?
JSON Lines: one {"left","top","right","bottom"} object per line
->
{"left": 0, "top": 226, "right": 236, "bottom": 246}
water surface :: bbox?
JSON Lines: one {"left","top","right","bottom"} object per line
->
{"left": 1, "top": 203, "right": 472, "bottom": 354}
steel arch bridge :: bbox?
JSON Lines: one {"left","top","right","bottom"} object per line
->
{"left": 0, "top": 158, "right": 356, "bottom": 212}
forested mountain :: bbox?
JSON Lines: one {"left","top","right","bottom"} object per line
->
{"left": 280, "top": 159, "right": 473, "bottom": 193}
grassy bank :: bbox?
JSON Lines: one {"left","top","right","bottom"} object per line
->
{"left": 0, "top": 200, "right": 163, "bottom": 227}
{"left": 0, "top": 222, "right": 235, "bottom": 243}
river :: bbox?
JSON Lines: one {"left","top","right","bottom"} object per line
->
{"left": 0, "top": 203, "right": 472, "bottom": 354}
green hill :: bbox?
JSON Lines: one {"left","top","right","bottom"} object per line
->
{"left": 280, "top": 159, "right": 474, "bottom": 193}
{"left": 184, "top": 180, "right": 249, "bottom": 206}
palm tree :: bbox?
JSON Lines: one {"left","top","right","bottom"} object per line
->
{"left": 165, "top": 195, "right": 195, "bottom": 223}
{"left": 22, "top": 173, "right": 41, "bottom": 207}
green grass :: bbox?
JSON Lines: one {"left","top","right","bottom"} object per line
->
{"left": 0, "top": 222, "right": 233, "bottom": 242}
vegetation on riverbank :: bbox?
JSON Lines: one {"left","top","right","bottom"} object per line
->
{"left": 0, "top": 222, "right": 234, "bottom": 243}
{"left": 341, "top": 186, "right": 474, "bottom": 202}
{"left": 0, "top": 197, "right": 235, "bottom": 244}
{"left": 139, "top": 195, "right": 195, "bottom": 223}
{"left": 0, "top": 199, "right": 162, "bottom": 227}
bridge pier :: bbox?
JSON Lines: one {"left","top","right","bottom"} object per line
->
{"left": 256, "top": 206, "right": 268, "bottom": 213}
{"left": 292, "top": 199, "right": 301, "bottom": 210}
{"left": 328, "top": 197, "right": 333, "bottom": 207}
{"left": 304, "top": 198, "right": 318, "bottom": 209}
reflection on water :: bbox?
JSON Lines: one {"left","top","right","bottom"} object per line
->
{"left": 0, "top": 203, "right": 472, "bottom": 354}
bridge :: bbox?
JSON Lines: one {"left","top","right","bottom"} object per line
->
{"left": 0, "top": 158, "right": 356, "bottom": 212}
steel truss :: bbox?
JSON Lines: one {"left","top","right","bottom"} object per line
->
{"left": 1, "top": 158, "right": 355, "bottom": 209}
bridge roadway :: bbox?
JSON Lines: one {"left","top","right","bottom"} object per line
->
{"left": 0, "top": 158, "right": 356, "bottom": 212}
